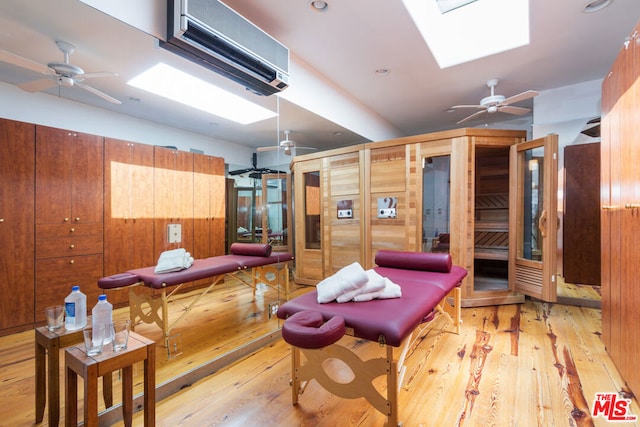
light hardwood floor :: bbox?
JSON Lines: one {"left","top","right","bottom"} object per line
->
{"left": 0, "top": 279, "right": 636, "bottom": 426}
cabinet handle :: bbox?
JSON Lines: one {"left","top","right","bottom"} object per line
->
{"left": 64, "top": 217, "right": 69, "bottom": 222}
{"left": 602, "top": 205, "right": 616, "bottom": 210}
{"left": 624, "top": 204, "right": 640, "bottom": 209}
{"left": 70, "top": 228, "right": 75, "bottom": 233}
{"left": 69, "top": 259, "right": 75, "bottom": 264}
{"left": 75, "top": 217, "right": 80, "bottom": 222}
{"left": 70, "top": 244, "right": 75, "bottom": 249}
{"left": 0, "top": 218, "right": 4, "bottom": 223}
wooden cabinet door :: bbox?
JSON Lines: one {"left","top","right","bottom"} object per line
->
{"left": 70, "top": 132, "right": 104, "bottom": 224}
{"left": 154, "top": 146, "right": 194, "bottom": 255}
{"left": 36, "top": 126, "right": 103, "bottom": 225}
{"left": 193, "top": 154, "right": 225, "bottom": 259}
{"left": 104, "top": 138, "right": 154, "bottom": 303}
{"left": 35, "top": 126, "right": 73, "bottom": 224}
{"left": 0, "top": 119, "right": 35, "bottom": 330}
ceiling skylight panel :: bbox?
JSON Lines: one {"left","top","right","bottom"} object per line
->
{"left": 403, "top": 0, "right": 530, "bottom": 68}
{"left": 127, "top": 63, "right": 277, "bottom": 125}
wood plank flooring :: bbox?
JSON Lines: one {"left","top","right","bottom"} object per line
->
{"left": 0, "top": 279, "right": 636, "bottom": 426}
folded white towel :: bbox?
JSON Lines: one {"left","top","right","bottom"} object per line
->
{"left": 352, "top": 278, "right": 402, "bottom": 302}
{"left": 336, "top": 269, "right": 387, "bottom": 303}
{"left": 316, "top": 262, "right": 368, "bottom": 303}
{"left": 154, "top": 248, "right": 194, "bottom": 274}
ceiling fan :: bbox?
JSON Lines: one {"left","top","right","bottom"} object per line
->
{"left": 451, "top": 78, "right": 538, "bottom": 124}
{"left": 0, "top": 40, "right": 121, "bottom": 104}
{"left": 228, "top": 153, "right": 287, "bottom": 179}
{"left": 257, "top": 130, "right": 316, "bottom": 156}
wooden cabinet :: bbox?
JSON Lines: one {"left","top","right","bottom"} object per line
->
{"left": 103, "top": 138, "right": 155, "bottom": 304}
{"left": 0, "top": 120, "right": 228, "bottom": 334}
{"left": 34, "top": 125, "right": 104, "bottom": 321}
{"left": 601, "top": 22, "right": 640, "bottom": 398}
{"left": 153, "top": 146, "right": 194, "bottom": 254}
{"left": 0, "top": 119, "right": 35, "bottom": 331}
{"left": 193, "top": 154, "right": 226, "bottom": 259}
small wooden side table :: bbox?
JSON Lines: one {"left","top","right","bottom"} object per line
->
{"left": 35, "top": 320, "right": 113, "bottom": 426}
{"left": 64, "top": 331, "right": 155, "bottom": 427}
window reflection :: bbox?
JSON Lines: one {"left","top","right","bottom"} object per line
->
{"left": 521, "top": 147, "right": 544, "bottom": 261}
{"left": 304, "top": 171, "right": 321, "bottom": 249}
{"left": 422, "top": 155, "right": 451, "bottom": 253}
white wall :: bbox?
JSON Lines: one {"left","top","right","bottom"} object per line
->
{"left": 0, "top": 82, "right": 254, "bottom": 166}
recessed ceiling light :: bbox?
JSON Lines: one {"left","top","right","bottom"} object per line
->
{"left": 583, "top": 0, "right": 613, "bottom": 13}
{"left": 309, "top": 1, "right": 328, "bottom": 12}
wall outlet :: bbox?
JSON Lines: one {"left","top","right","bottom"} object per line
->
{"left": 168, "top": 223, "right": 182, "bottom": 243}
{"left": 337, "top": 209, "right": 353, "bottom": 218}
{"left": 378, "top": 208, "right": 397, "bottom": 218}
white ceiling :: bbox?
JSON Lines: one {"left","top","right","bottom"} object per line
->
{"left": 0, "top": 0, "right": 638, "bottom": 153}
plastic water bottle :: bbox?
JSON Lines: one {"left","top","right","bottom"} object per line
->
{"left": 92, "top": 294, "right": 113, "bottom": 344}
{"left": 64, "top": 286, "right": 87, "bottom": 331}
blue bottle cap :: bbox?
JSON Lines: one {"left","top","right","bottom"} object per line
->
{"left": 98, "top": 294, "right": 107, "bottom": 301}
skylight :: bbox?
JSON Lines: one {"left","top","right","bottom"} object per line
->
{"left": 402, "top": 0, "right": 530, "bottom": 68}
{"left": 127, "top": 63, "right": 277, "bottom": 125}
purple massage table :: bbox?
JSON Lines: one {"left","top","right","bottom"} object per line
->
{"left": 98, "top": 243, "right": 293, "bottom": 347}
{"left": 276, "top": 250, "right": 467, "bottom": 426}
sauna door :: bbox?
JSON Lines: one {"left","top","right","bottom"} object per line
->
{"left": 509, "top": 134, "right": 558, "bottom": 302}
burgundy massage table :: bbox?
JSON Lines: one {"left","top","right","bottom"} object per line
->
{"left": 98, "top": 243, "right": 293, "bottom": 347}
{"left": 276, "top": 250, "right": 467, "bottom": 426}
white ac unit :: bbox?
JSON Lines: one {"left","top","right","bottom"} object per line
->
{"left": 162, "top": 0, "right": 289, "bottom": 96}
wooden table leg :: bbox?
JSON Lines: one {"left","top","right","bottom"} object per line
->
{"left": 84, "top": 363, "right": 99, "bottom": 427}
{"left": 103, "top": 371, "right": 113, "bottom": 408}
{"left": 48, "top": 337, "right": 61, "bottom": 426}
{"left": 144, "top": 340, "right": 156, "bottom": 427}
{"left": 65, "top": 365, "right": 78, "bottom": 427}
{"left": 34, "top": 339, "right": 46, "bottom": 423}
{"left": 122, "top": 366, "right": 133, "bottom": 427}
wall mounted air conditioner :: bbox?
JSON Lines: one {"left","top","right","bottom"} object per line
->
{"left": 162, "top": 0, "right": 289, "bottom": 96}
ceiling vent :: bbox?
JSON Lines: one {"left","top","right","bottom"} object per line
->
{"left": 162, "top": 0, "right": 289, "bottom": 96}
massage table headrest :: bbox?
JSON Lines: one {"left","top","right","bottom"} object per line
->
{"left": 282, "top": 310, "right": 345, "bottom": 349}
{"left": 98, "top": 272, "right": 140, "bottom": 289}
{"left": 375, "top": 250, "right": 452, "bottom": 273}
{"left": 229, "top": 242, "right": 272, "bottom": 257}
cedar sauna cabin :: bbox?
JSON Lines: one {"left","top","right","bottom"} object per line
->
{"left": 291, "top": 127, "right": 559, "bottom": 307}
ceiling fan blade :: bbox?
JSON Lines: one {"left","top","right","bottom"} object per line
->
{"left": 500, "top": 90, "right": 539, "bottom": 106}
{"left": 450, "top": 104, "right": 484, "bottom": 110}
{"left": 0, "top": 49, "right": 51, "bottom": 74}
{"left": 18, "top": 78, "right": 57, "bottom": 93}
{"left": 75, "top": 82, "right": 121, "bottom": 104}
{"left": 457, "top": 109, "right": 487, "bottom": 124}
{"left": 256, "top": 146, "right": 280, "bottom": 152}
{"left": 497, "top": 105, "right": 530, "bottom": 115}
{"left": 229, "top": 167, "right": 253, "bottom": 175}
{"left": 80, "top": 71, "right": 119, "bottom": 80}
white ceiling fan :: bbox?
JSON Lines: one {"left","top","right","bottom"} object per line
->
{"left": 0, "top": 40, "right": 121, "bottom": 104}
{"left": 257, "top": 130, "right": 316, "bottom": 156}
{"left": 451, "top": 78, "right": 538, "bottom": 124}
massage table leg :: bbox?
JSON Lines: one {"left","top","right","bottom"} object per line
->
{"left": 128, "top": 276, "right": 225, "bottom": 349}
{"left": 436, "top": 287, "right": 462, "bottom": 334}
{"left": 229, "top": 263, "right": 291, "bottom": 300}
{"left": 288, "top": 336, "right": 405, "bottom": 426}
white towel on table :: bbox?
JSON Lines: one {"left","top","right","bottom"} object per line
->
{"left": 336, "top": 269, "right": 387, "bottom": 303}
{"left": 352, "top": 278, "right": 402, "bottom": 302}
{"left": 316, "top": 262, "right": 368, "bottom": 303}
{"left": 154, "top": 248, "right": 194, "bottom": 274}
